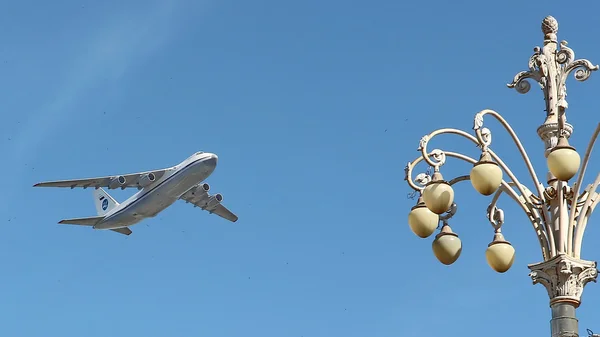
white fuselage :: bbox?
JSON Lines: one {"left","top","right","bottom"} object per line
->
{"left": 94, "top": 152, "right": 218, "bottom": 230}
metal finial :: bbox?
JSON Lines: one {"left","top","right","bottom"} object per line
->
{"left": 542, "top": 16, "right": 558, "bottom": 38}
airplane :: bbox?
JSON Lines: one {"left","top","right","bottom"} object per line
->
{"left": 33, "top": 151, "right": 238, "bottom": 235}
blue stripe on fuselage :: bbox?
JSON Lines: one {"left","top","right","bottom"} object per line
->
{"left": 101, "top": 158, "right": 204, "bottom": 222}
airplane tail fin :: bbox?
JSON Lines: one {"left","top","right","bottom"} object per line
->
{"left": 93, "top": 188, "right": 119, "bottom": 216}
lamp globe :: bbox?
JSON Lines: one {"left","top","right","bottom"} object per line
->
{"left": 408, "top": 196, "right": 439, "bottom": 238}
{"left": 485, "top": 232, "right": 515, "bottom": 273}
{"left": 422, "top": 171, "right": 454, "bottom": 214}
{"left": 547, "top": 136, "right": 581, "bottom": 181}
{"left": 432, "top": 224, "right": 462, "bottom": 265}
{"left": 470, "top": 151, "right": 503, "bottom": 196}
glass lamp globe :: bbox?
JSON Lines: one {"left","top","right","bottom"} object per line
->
{"left": 470, "top": 151, "right": 503, "bottom": 196}
{"left": 547, "top": 136, "right": 581, "bottom": 182}
{"left": 432, "top": 225, "right": 462, "bottom": 265}
{"left": 422, "top": 171, "right": 455, "bottom": 215}
{"left": 485, "top": 232, "right": 515, "bottom": 273}
{"left": 408, "top": 197, "right": 439, "bottom": 238}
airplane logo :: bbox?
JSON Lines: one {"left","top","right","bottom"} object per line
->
{"left": 33, "top": 151, "right": 238, "bottom": 236}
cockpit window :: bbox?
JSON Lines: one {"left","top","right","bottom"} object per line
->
{"left": 196, "top": 151, "right": 204, "bottom": 155}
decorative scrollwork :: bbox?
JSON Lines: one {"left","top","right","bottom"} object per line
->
{"left": 414, "top": 173, "right": 432, "bottom": 187}
{"left": 417, "top": 135, "right": 429, "bottom": 151}
{"left": 534, "top": 49, "right": 550, "bottom": 80}
{"left": 473, "top": 113, "right": 484, "bottom": 130}
{"left": 566, "top": 58, "right": 598, "bottom": 82}
{"left": 403, "top": 162, "right": 410, "bottom": 181}
{"left": 559, "top": 40, "right": 599, "bottom": 82}
{"left": 428, "top": 149, "right": 446, "bottom": 167}
{"left": 472, "top": 113, "right": 493, "bottom": 149}
{"left": 417, "top": 130, "right": 449, "bottom": 170}
{"left": 480, "top": 128, "right": 492, "bottom": 148}
{"left": 556, "top": 41, "right": 574, "bottom": 65}
{"left": 507, "top": 70, "right": 540, "bottom": 94}
{"left": 544, "top": 186, "right": 557, "bottom": 200}
{"left": 528, "top": 47, "right": 540, "bottom": 70}
{"left": 404, "top": 161, "right": 422, "bottom": 196}
{"left": 508, "top": 46, "right": 546, "bottom": 93}
{"left": 563, "top": 185, "right": 575, "bottom": 202}
{"left": 509, "top": 19, "right": 598, "bottom": 119}
{"left": 439, "top": 202, "right": 457, "bottom": 223}
{"left": 405, "top": 171, "right": 432, "bottom": 199}
{"left": 555, "top": 40, "right": 600, "bottom": 111}
{"left": 407, "top": 190, "right": 419, "bottom": 200}
{"left": 404, "top": 159, "right": 434, "bottom": 194}
{"left": 486, "top": 204, "right": 505, "bottom": 231}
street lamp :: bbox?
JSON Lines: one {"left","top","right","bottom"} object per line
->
{"left": 404, "top": 15, "right": 600, "bottom": 337}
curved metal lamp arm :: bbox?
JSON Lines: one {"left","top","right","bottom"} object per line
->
{"left": 447, "top": 175, "right": 470, "bottom": 186}
{"left": 473, "top": 109, "right": 554, "bottom": 252}
{"left": 404, "top": 157, "right": 431, "bottom": 192}
{"left": 573, "top": 171, "right": 600, "bottom": 257}
{"left": 568, "top": 123, "right": 600, "bottom": 254}
{"left": 418, "top": 128, "right": 540, "bottom": 207}
{"left": 576, "top": 187, "right": 592, "bottom": 207}
{"left": 406, "top": 152, "right": 530, "bottom": 218}
{"left": 473, "top": 109, "right": 547, "bottom": 205}
{"left": 439, "top": 202, "right": 458, "bottom": 223}
{"left": 405, "top": 151, "right": 550, "bottom": 258}
{"left": 574, "top": 188, "right": 600, "bottom": 258}
{"left": 445, "top": 176, "right": 530, "bottom": 245}
{"left": 487, "top": 181, "right": 550, "bottom": 259}
{"left": 415, "top": 127, "right": 554, "bottom": 252}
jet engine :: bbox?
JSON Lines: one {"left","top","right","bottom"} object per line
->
{"left": 205, "top": 193, "right": 223, "bottom": 210}
{"left": 191, "top": 183, "right": 210, "bottom": 197}
{"left": 108, "top": 176, "right": 127, "bottom": 189}
{"left": 138, "top": 173, "right": 156, "bottom": 188}
{"left": 183, "top": 183, "right": 210, "bottom": 203}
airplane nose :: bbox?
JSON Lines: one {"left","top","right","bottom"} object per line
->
{"left": 204, "top": 153, "right": 218, "bottom": 169}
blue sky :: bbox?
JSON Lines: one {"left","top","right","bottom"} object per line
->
{"left": 1, "top": 0, "right": 600, "bottom": 336}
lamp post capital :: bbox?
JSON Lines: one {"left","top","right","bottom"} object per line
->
{"left": 528, "top": 254, "right": 598, "bottom": 308}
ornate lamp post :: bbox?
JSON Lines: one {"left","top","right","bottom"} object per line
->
{"left": 404, "top": 16, "right": 600, "bottom": 337}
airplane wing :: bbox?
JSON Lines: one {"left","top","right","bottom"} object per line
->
{"left": 33, "top": 168, "right": 168, "bottom": 190}
{"left": 179, "top": 184, "right": 239, "bottom": 222}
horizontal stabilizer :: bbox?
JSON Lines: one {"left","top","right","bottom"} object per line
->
{"left": 110, "top": 227, "right": 132, "bottom": 236}
{"left": 58, "top": 216, "right": 104, "bottom": 226}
